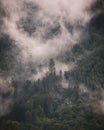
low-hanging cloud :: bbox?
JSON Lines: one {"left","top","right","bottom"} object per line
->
{"left": 0, "top": 0, "right": 103, "bottom": 116}
{"left": 0, "top": 0, "right": 96, "bottom": 65}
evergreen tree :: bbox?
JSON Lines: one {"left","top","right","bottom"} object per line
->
{"left": 49, "top": 58, "right": 56, "bottom": 74}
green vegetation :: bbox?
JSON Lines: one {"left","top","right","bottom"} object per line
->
{"left": 0, "top": 16, "right": 104, "bottom": 130}
{"left": 0, "top": 50, "right": 104, "bottom": 130}
{"left": 64, "top": 32, "right": 104, "bottom": 90}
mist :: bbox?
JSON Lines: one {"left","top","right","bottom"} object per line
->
{"left": 0, "top": 0, "right": 100, "bottom": 117}
{"left": 0, "top": 0, "right": 96, "bottom": 64}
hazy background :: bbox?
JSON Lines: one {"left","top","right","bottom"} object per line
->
{"left": 0, "top": 0, "right": 104, "bottom": 118}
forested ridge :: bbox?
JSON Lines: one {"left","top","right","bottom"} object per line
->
{"left": 0, "top": 0, "right": 104, "bottom": 130}
{"left": 0, "top": 28, "right": 104, "bottom": 130}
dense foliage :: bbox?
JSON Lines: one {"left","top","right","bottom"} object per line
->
{"left": 0, "top": 74, "right": 104, "bottom": 130}
{"left": 0, "top": 2, "right": 104, "bottom": 129}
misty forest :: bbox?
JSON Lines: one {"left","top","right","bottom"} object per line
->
{"left": 0, "top": 0, "right": 104, "bottom": 130}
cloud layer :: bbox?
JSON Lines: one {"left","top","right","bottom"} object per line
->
{"left": 0, "top": 0, "right": 96, "bottom": 64}
{"left": 1, "top": 0, "right": 103, "bottom": 116}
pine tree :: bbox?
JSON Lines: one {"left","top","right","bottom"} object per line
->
{"left": 49, "top": 58, "right": 56, "bottom": 74}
